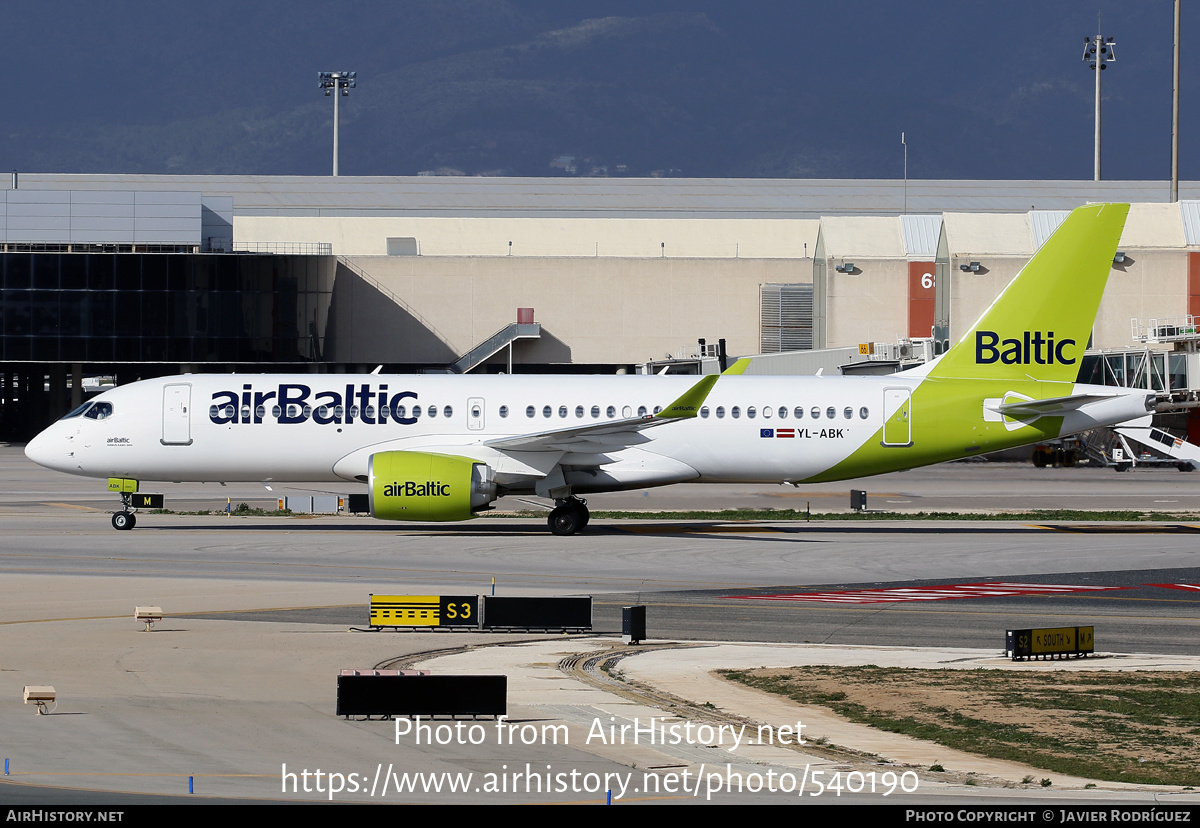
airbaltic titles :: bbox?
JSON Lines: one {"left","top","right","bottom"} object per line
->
{"left": 209, "top": 383, "right": 420, "bottom": 426}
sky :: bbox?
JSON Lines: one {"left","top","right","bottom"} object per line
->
{"left": 0, "top": 1, "right": 1194, "bottom": 180}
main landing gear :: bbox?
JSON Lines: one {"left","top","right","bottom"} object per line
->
{"left": 548, "top": 496, "right": 590, "bottom": 536}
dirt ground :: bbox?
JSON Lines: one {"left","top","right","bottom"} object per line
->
{"left": 725, "top": 666, "right": 1200, "bottom": 787}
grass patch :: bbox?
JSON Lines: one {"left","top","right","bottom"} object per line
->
{"left": 720, "top": 666, "right": 1200, "bottom": 786}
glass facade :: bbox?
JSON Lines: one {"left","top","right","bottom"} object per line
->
{"left": 0, "top": 253, "right": 333, "bottom": 363}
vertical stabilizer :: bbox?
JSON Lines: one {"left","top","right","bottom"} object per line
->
{"left": 928, "top": 202, "right": 1128, "bottom": 383}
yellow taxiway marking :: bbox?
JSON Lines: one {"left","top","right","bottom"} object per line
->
{"left": 40, "top": 501, "right": 102, "bottom": 511}
{"left": 1034, "top": 523, "right": 1200, "bottom": 534}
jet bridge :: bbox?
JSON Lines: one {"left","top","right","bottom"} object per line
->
{"left": 1067, "top": 316, "right": 1200, "bottom": 470}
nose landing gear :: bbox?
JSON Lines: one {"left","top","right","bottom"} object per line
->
{"left": 112, "top": 490, "right": 138, "bottom": 530}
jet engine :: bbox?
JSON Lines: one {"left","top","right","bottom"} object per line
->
{"left": 368, "top": 451, "right": 497, "bottom": 521}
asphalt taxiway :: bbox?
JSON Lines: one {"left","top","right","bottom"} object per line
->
{"left": 2, "top": 447, "right": 1200, "bottom": 805}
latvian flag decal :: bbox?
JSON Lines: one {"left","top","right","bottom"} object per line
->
{"left": 760, "top": 429, "right": 795, "bottom": 438}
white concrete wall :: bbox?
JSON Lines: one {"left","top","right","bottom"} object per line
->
{"left": 332, "top": 255, "right": 811, "bottom": 366}
{"left": 237, "top": 205, "right": 1198, "bottom": 367}
{"left": 237, "top": 216, "right": 820, "bottom": 259}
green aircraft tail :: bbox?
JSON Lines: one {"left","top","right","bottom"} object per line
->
{"left": 927, "top": 202, "right": 1129, "bottom": 384}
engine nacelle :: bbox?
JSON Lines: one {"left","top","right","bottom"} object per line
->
{"left": 368, "top": 451, "right": 497, "bottom": 522}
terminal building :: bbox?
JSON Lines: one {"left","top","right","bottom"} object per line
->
{"left": 4, "top": 173, "right": 1200, "bottom": 441}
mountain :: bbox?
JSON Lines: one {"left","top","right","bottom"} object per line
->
{"left": 0, "top": 0, "right": 1190, "bottom": 180}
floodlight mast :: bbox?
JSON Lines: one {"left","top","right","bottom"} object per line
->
{"left": 1172, "top": 0, "right": 1180, "bottom": 202}
{"left": 1082, "top": 28, "right": 1115, "bottom": 181}
{"left": 318, "top": 71, "right": 357, "bottom": 176}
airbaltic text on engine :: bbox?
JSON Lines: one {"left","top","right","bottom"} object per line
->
{"left": 383, "top": 481, "right": 451, "bottom": 497}
{"left": 975, "top": 331, "right": 1076, "bottom": 366}
{"left": 208, "top": 383, "right": 415, "bottom": 425}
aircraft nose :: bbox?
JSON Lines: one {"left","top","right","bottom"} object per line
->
{"left": 25, "top": 426, "right": 73, "bottom": 472}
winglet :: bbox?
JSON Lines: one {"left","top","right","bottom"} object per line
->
{"left": 655, "top": 374, "right": 720, "bottom": 419}
{"left": 655, "top": 358, "right": 751, "bottom": 419}
{"left": 722, "top": 358, "right": 751, "bottom": 376}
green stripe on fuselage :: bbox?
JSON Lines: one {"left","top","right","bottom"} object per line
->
{"left": 801, "top": 377, "right": 1067, "bottom": 483}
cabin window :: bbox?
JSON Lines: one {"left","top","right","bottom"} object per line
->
{"left": 526, "top": 405, "right": 535, "bottom": 418}
{"left": 826, "top": 407, "right": 836, "bottom": 420}
{"left": 271, "top": 405, "right": 282, "bottom": 419}
{"left": 716, "top": 406, "right": 725, "bottom": 418}
{"left": 444, "top": 405, "right": 453, "bottom": 418}
{"left": 811, "top": 407, "right": 820, "bottom": 419}
{"left": 778, "top": 406, "right": 788, "bottom": 419}
{"left": 843, "top": 407, "right": 853, "bottom": 420}
{"left": 637, "top": 405, "right": 647, "bottom": 417}
{"left": 700, "top": 406, "right": 710, "bottom": 418}
{"left": 591, "top": 405, "right": 600, "bottom": 418}
{"left": 731, "top": 406, "right": 741, "bottom": 419}
{"left": 747, "top": 406, "right": 757, "bottom": 419}
{"left": 558, "top": 405, "right": 568, "bottom": 418}
{"left": 653, "top": 405, "right": 662, "bottom": 414}
{"left": 543, "top": 405, "right": 552, "bottom": 418}
{"left": 859, "top": 406, "right": 869, "bottom": 419}
{"left": 794, "top": 406, "right": 804, "bottom": 419}
{"left": 499, "top": 405, "right": 509, "bottom": 418}
{"left": 575, "top": 405, "right": 584, "bottom": 418}
{"left": 606, "top": 405, "right": 616, "bottom": 418}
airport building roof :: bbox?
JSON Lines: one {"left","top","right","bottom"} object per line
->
{"left": 8, "top": 173, "right": 1199, "bottom": 219}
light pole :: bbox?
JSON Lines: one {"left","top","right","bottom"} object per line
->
{"left": 1172, "top": 0, "right": 1180, "bottom": 202}
{"left": 1082, "top": 29, "right": 1116, "bottom": 181}
{"left": 318, "top": 71, "right": 356, "bottom": 176}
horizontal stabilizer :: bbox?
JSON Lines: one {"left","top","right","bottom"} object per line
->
{"left": 992, "top": 393, "right": 1121, "bottom": 418}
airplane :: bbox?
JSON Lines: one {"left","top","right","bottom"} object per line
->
{"left": 24, "top": 202, "right": 1154, "bottom": 535}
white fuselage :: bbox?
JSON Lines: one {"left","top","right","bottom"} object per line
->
{"left": 25, "top": 373, "right": 909, "bottom": 491}
{"left": 23, "top": 371, "right": 1152, "bottom": 497}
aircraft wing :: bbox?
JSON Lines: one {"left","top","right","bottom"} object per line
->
{"left": 484, "top": 414, "right": 673, "bottom": 452}
{"left": 484, "top": 359, "right": 748, "bottom": 453}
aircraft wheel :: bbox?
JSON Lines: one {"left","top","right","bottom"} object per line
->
{"left": 548, "top": 504, "right": 584, "bottom": 536}
{"left": 1179, "top": 462, "right": 1195, "bottom": 472}
{"left": 112, "top": 511, "right": 135, "bottom": 530}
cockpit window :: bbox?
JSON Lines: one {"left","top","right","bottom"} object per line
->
{"left": 59, "top": 402, "right": 93, "bottom": 420}
{"left": 84, "top": 402, "right": 113, "bottom": 420}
